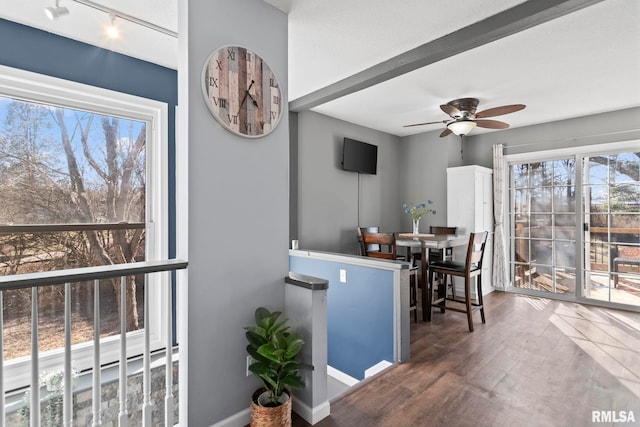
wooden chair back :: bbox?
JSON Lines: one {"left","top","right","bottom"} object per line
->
{"left": 429, "top": 226, "right": 457, "bottom": 235}
{"left": 361, "top": 231, "right": 398, "bottom": 260}
{"left": 428, "top": 226, "right": 458, "bottom": 262}
{"left": 357, "top": 226, "right": 380, "bottom": 255}
{"left": 464, "top": 231, "right": 489, "bottom": 274}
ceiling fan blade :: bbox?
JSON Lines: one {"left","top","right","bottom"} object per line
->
{"left": 439, "top": 128, "right": 452, "bottom": 137}
{"left": 403, "top": 120, "right": 448, "bottom": 128}
{"left": 475, "top": 119, "right": 510, "bottom": 129}
{"left": 475, "top": 104, "right": 526, "bottom": 118}
{"left": 440, "top": 104, "right": 460, "bottom": 118}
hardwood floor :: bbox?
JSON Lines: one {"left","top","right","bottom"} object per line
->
{"left": 293, "top": 292, "right": 640, "bottom": 426}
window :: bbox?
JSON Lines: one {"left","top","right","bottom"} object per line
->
{"left": 506, "top": 141, "right": 640, "bottom": 310}
{"left": 0, "top": 65, "right": 168, "bottom": 390}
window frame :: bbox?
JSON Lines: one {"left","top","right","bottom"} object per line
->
{"left": 504, "top": 139, "right": 639, "bottom": 309}
{"left": 0, "top": 64, "right": 169, "bottom": 391}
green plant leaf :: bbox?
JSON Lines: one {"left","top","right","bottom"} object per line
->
{"left": 257, "top": 343, "right": 282, "bottom": 363}
{"left": 281, "top": 374, "right": 305, "bottom": 389}
{"left": 246, "top": 306, "right": 313, "bottom": 398}
{"left": 254, "top": 307, "right": 272, "bottom": 324}
{"left": 245, "top": 330, "right": 267, "bottom": 348}
{"left": 246, "top": 345, "right": 272, "bottom": 364}
{"left": 284, "top": 338, "right": 303, "bottom": 359}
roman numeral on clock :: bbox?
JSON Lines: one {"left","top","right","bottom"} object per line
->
{"left": 212, "top": 97, "right": 227, "bottom": 109}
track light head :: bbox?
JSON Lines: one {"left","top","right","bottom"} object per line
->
{"left": 106, "top": 14, "right": 120, "bottom": 38}
{"left": 44, "top": 1, "right": 69, "bottom": 20}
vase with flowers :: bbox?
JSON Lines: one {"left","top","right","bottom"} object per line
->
{"left": 403, "top": 201, "right": 436, "bottom": 235}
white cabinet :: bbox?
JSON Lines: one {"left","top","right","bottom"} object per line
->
{"left": 447, "top": 165, "right": 494, "bottom": 296}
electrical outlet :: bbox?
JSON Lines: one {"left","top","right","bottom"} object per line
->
{"left": 246, "top": 355, "right": 255, "bottom": 376}
{"left": 340, "top": 269, "right": 347, "bottom": 283}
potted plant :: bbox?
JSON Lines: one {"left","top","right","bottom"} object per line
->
{"left": 244, "top": 307, "right": 311, "bottom": 427}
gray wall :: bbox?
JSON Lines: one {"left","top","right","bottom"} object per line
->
{"left": 463, "top": 107, "right": 640, "bottom": 166}
{"left": 397, "top": 130, "right": 465, "bottom": 232}
{"left": 295, "top": 111, "right": 402, "bottom": 254}
{"left": 295, "top": 107, "right": 640, "bottom": 253}
{"left": 185, "top": 1, "right": 289, "bottom": 425}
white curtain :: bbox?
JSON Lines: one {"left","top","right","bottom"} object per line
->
{"left": 493, "top": 144, "right": 508, "bottom": 290}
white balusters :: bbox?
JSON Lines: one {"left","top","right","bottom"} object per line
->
{"left": 0, "top": 260, "right": 187, "bottom": 426}
{"left": 64, "top": 282, "right": 72, "bottom": 427}
{"left": 30, "top": 287, "right": 40, "bottom": 427}
{"left": 119, "top": 276, "right": 128, "bottom": 426}
{"left": 165, "top": 271, "right": 174, "bottom": 426}
{"left": 143, "top": 274, "right": 152, "bottom": 426}
{"left": 92, "top": 279, "right": 102, "bottom": 426}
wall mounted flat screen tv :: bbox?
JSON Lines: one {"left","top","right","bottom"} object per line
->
{"left": 342, "top": 138, "right": 377, "bottom": 175}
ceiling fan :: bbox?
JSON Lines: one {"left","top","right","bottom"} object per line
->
{"left": 404, "top": 97, "right": 526, "bottom": 137}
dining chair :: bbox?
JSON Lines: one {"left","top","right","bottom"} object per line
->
{"left": 361, "top": 231, "right": 419, "bottom": 322}
{"left": 424, "top": 226, "right": 459, "bottom": 303}
{"left": 411, "top": 226, "right": 457, "bottom": 266}
{"left": 427, "top": 231, "right": 488, "bottom": 331}
{"left": 357, "top": 226, "right": 380, "bottom": 256}
{"left": 429, "top": 226, "right": 457, "bottom": 262}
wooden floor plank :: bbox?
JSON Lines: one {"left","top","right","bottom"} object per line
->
{"left": 292, "top": 292, "right": 640, "bottom": 427}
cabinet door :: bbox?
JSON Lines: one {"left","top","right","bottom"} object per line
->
{"left": 447, "top": 170, "right": 476, "bottom": 235}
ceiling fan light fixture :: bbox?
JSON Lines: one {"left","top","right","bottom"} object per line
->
{"left": 447, "top": 120, "right": 477, "bottom": 136}
{"left": 44, "top": 0, "right": 69, "bottom": 20}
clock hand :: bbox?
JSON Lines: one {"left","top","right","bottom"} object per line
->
{"left": 238, "top": 91, "right": 249, "bottom": 113}
{"left": 247, "top": 92, "right": 259, "bottom": 107}
{"left": 238, "top": 80, "right": 256, "bottom": 113}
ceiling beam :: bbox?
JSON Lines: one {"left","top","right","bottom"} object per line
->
{"left": 289, "top": 0, "right": 605, "bottom": 112}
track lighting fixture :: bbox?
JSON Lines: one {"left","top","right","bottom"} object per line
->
{"left": 44, "top": 0, "right": 69, "bottom": 20}
{"left": 106, "top": 14, "right": 120, "bottom": 38}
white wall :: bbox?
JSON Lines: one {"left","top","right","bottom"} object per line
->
{"left": 183, "top": 1, "right": 289, "bottom": 425}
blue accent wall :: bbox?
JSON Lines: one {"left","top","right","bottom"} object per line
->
{"left": 0, "top": 18, "right": 177, "bottom": 258}
{"left": 290, "top": 256, "right": 394, "bottom": 380}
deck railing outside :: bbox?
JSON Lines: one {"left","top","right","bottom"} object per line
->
{"left": 0, "top": 259, "right": 187, "bottom": 426}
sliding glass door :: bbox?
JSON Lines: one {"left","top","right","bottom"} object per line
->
{"left": 508, "top": 145, "right": 640, "bottom": 310}
{"left": 510, "top": 158, "right": 577, "bottom": 295}
{"left": 583, "top": 152, "right": 640, "bottom": 306}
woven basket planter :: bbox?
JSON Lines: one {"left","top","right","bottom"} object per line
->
{"left": 250, "top": 388, "right": 292, "bottom": 427}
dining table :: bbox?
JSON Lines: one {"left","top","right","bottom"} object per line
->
{"left": 395, "top": 233, "right": 469, "bottom": 321}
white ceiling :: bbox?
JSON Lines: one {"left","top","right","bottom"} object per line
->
{"left": 3, "top": 0, "right": 638, "bottom": 138}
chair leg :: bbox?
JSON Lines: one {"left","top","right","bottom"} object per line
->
{"left": 411, "top": 271, "right": 418, "bottom": 323}
{"left": 465, "top": 276, "right": 473, "bottom": 332}
{"left": 450, "top": 275, "right": 456, "bottom": 300}
{"left": 439, "top": 274, "right": 447, "bottom": 313}
{"left": 426, "top": 268, "right": 434, "bottom": 321}
{"left": 477, "top": 274, "right": 485, "bottom": 324}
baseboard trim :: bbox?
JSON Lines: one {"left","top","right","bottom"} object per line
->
{"left": 210, "top": 407, "right": 250, "bottom": 427}
{"left": 364, "top": 360, "right": 393, "bottom": 378}
{"left": 327, "top": 365, "right": 359, "bottom": 386}
{"left": 292, "top": 398, "right": 331, "bottom": 425}
{"left": 210, "top": 397, "right": 331, "bottom": 427}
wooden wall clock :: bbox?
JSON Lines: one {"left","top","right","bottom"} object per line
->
{"left": 201, "top": 45, "right": 283, "bottom": 138}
